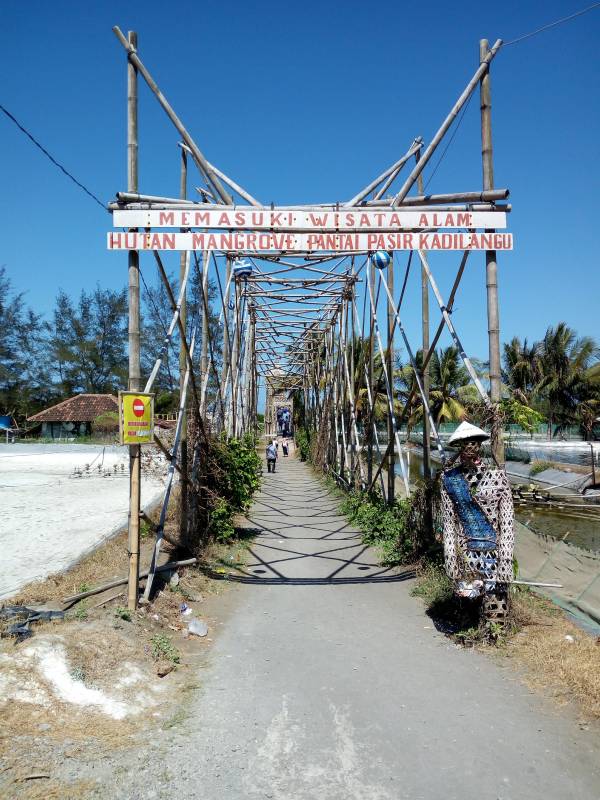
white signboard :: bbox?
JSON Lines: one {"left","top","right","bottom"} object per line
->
{"left": 107, "top": 231, "right": 513, "bottom": 252}
{"left": 112, "top": 208, "right": 507, "bottom": 231}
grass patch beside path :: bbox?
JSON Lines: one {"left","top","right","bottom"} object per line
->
{"left": 411, "top": 563, "right": 600, "bottom": 719}
{"left": 529, "top": 459, "right": 556, "bottom": 476}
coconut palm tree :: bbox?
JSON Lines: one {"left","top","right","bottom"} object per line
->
{"left": 400, "top": 346, "right": 470, "bottom": 428}
{"left": 350, "top": 336, "right": 399, "bottom": 425}
{"left": 535, "top": 322, "right": 599, "bottom": 437}
{"left": 502, "top": 337, "right": 540, "bottom": 404}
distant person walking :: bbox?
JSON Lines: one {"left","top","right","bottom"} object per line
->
{"left": 266, "top": 441, "right": 278, "bottom": 473}
{"left": 282, "top": 440, "right": 289, "bottom": 457}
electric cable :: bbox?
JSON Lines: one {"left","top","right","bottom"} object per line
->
{"left": 0, "top": 102, "right": 106, "bottom": 211}
{"left": 504, "top": 2, "right": 600, "bottom": 46}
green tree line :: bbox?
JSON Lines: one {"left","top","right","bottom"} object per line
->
{"left": 0, "top": 266, "right": 221, "bottom": 424}
{"left": 332, "top": 328, "right": 600, "bottom": 441}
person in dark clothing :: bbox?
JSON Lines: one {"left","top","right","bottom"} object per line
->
{"left": 266, "top": 441, "right": 278, "bottom": 473}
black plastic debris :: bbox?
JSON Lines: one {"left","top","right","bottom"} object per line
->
{"left": 0, "top": 606, "right": 65, "bottom": 641}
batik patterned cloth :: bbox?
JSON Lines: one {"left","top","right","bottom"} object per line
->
{"left": 441, "top": 464, "right": 515, "bottom": 587}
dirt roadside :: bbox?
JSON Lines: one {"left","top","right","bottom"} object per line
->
{"left": 0, "top": 513, "right": 251, "bottom": 800}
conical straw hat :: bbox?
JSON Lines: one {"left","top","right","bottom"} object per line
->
{"left": 447, "top": 421, "right": 490, "bottom": 447}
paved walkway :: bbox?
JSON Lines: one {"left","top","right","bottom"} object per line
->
{"left": 115, "top": 457, "right": 600, "bottom": 799}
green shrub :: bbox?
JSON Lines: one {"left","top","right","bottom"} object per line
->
{"left": 340, "top": 490, "right": 413, "bottom": 565}
{"left": 210, "top": 434, "right": 261, "bottom": 511}
{"left": 295, "top": 429, "right": 310, "bottom": 462}
{"left": 208, "top": 497, "right": 236, "bottom": 541}
{"left": 411, "top": 563, "right": 453, "bottom": 605}
{"left": 529, "top": 459, "right": 555, "bottom": 477}
{"left": 206, "top": 433, "right": 261, "bottom": 542}
{"left": 151, "top": 634, "right": 180, "bottom": 664}
{"left": 91, "top": 412, "right": 119, "bottom": 437}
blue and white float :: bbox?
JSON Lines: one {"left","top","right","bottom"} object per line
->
{"left": 372, "top": 250, "right": 392, "bottom": 270}
{"left": 232, "top": 258, "right": 253, "bottom": 281}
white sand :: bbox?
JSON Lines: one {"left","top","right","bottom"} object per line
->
{"left": 0, "top": 635, "right": 166, "bottom": 718}
{"left": 0, "top": 444, "right": 166, "bottom": 599}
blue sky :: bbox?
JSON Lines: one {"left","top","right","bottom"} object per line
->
{"left": 1, "top": 0, "right": 599, "bottom": 363}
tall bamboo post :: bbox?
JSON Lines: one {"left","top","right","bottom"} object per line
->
{"left": 200, "top": 251, "right": 209, "bottom": 416}
{"left": 178, "top": 147, "right": 188, "bottom": 545}
{"left": 126, "top": 31, "right": 141, "bottom": 611}
{"left": 386, "top": 256, "right": 395, "bottom": 504}
{"left": 367, "top": 259, "right": 375, "bottom": 487}
{"left": 415, "top": 164, "right": 432, "bottom": 484}
{"left": 250, "top": 312, "right": 258, "bottom": 435}
{"left": 480, "top": 38, "right": 504, "bottom": 464}
{"left": 219, "top": 256, "right": 231, "bottom": 432}
{"left": 230, "top": 280, "right": 240, "bottom": 436}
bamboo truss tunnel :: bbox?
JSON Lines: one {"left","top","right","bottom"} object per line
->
{"left": 112, "top": 26, "right": 510, "bottom": 608}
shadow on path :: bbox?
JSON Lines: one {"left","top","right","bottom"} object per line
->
{"left": 206, "top": 458, "right": 415, "bottom": 586}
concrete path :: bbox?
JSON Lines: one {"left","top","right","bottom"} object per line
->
{"left": 115, "top": 457, "right": 600, "bottom": 799}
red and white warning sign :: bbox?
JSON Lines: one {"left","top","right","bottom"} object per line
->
{"left": 119, "top": 392, "right": 155, "bottom": 445}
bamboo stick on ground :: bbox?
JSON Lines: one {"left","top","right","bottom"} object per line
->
{"left": 62, "top": 558, "right": 197, "bottom": 605}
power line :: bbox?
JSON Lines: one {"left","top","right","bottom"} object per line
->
{"left": 0, "top": 101, "right": 107, "bottom": 211}
{"left": 504, "top": 2, "right": 600, "bottom": 46}
{"left": 424, "top": 93, "right": 474, "bottom": 191}
{"left": 139, "top": 266, "right": 171, "bottom": 341}
{"left": 421, "top": 3, "right": 600, "bottom": 189}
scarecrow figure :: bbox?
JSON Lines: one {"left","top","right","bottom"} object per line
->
{"left": 440, "top": 422, "right": 515, "bottom": 619}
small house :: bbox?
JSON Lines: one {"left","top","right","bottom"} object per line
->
{"left": 27, "top": 394, "right": 118, "bottom": 439}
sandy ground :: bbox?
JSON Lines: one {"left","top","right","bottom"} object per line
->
{"left": 0, "top": 443, "right": 166, "bottom": 599}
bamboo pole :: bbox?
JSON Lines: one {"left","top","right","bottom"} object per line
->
{"left": 200, "top": 251, "right": 209, "bottom": 416}
{"left": 374, "top": 139, "right": 423, "bottom": 200}
{"left": 417, "top": 163, "right": 432, "bottom": 484}
{"left": 152, "top": 252, "right": 200, "bottom": 408}
{"left": 367, "top": 260, "right": 375, "bottom": 487}
{"left": 230, "top": 280, "right": 241, "bottom": 436}
{"left": 366, "top": 191, "right": 508, "bottom": 207}
{"left": 417, "top": 250, "right": 489, "bottom": 403}
{"left": 143, "top": 256, "right": 190, "bottom": 393}
{"left": 143, "top": 328, "right": 197, "bottom": 601}
{"left": 126, "top": 31, "right": 141, "bottom": 612}
{"left": 352, "top": 295, "right": 386, "bottom": 497}
{"left": 480, "top": 38, "right": 504, "bottom": 464}
{"left": 114, "top": 191, "right": 213, "bottom": 205}
{"left": 364, "top": 272, "right": 410, "bottom": 495}
{"left": 345, "top": 138, "right": 423, "bottom": 206}
{"left": 178, "top": 147, "right": 189, "bottom": 546}
{"left": 112, "top": 26, "right": 233, "bottom": 205}
{"left": 63, "top": 559, "right": 197, "bottom": 605}
{"left": 392, "top": 39, "right": 503, "bottom": 205}
{"left": 178, "top": 142, "right": 261, "bottom": 207}
{"left": 110, "top": 191, "right": 509, "bottom": 211}
{"left": 386, "top": 256, "right": 395, "bottom": 504}
{"left": 417, "top": 159, "right": 434, "bottom": 540}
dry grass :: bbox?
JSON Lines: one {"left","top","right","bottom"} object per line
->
{"left": 0, "top": 474, "right": 256, "bottom": 799}
{"left": 411, "top": 564, "right": 600, "bottom": 718}
{"left": 505, "top": 589, "right": 600, "bottom": 718}
{"left": 9, "top": 529, "right": 133, "bottom": 607}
